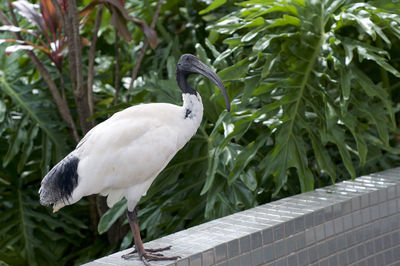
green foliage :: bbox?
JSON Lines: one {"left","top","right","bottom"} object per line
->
{"left": 204, "top": 0, "right": 400, "bottom": 195}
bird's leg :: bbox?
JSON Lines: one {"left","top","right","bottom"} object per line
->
{"left": 122, "top": 207, "right": 180, "bottom": 264}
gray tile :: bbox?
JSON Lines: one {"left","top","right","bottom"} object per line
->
{"left": 319, "top": 257, "right": 329, "bottom": 266}
{"left": 240, "top": 253, "right": 251, "bottom": 266}
{"left": 298, "top": 249, "right": 309, "bottom": 266}
{"left": 343, "top": 213, "right": 353, "bottom": 231}
{"left": 365, "top": 223, "right": 374, "bottom": 239}
{"left": 251, "top": 232, "right": 262, "bottom": 250}
{"left": 305, "top": 213, "right": 314, "bottom": 229}
{"left": 285, "top": 220, "right": 295, "bottom": 237}
{"left": 336, "top": 234, "right": 346, "bottom": 251}
{"left": 239, "top": 235, "right": 251, "bottom": 254}
{"left": 294, "top": 217, "right": 305, "bottom": 233}
{"left": 176, "top": 258, "right": 189, "bottom": 266}
{"left": 393, "top": 246, "right": 400, "bottom": 262}
{"left": 391, "top": 230, "right": 399, "bottom": 246}
{"left": 370, "top": 205, "right": 380, "bottom": 221}
{"left": 295, "top": 232, "right": 305, "bottom": 250}
{"left": 389, "top": 214, "right": 399, "bottom": 231}
{"left": 202, "top": 249, "right": 214, "bottom": 266}
{"left": 375, "top": 252, "right": 384, "bottom": 266}
{"left": 387, "top": 185, "right": 396, "bottom": 200}
{"left": 190, "top": 253, "right": 202, "bottom": 266}
{"left": 378, "top": 188, "right": 387, "bottom": 203}
{"left": 276, "top": 257, "right": 287, "bottom": 266}
{"left": 286, "top": 236, "right": 296, "bottom": 253}
{"left": 346, "top": 231, "right": 356, "bottom": 247}
{"left": 274, "top": 239, "right": 287, "bottom": 258}
{"left": 388, "top": 199, "right": 397, "bottom": 215}
{"left": 274, "top": 224, "right": 285, "bottom": 241}
{"left": 337, "top": 251, "right": 348, "bottom": 265}
{"left": 309, "top": 245, "right": 319, "bottom": 263}
{"left": 263, "top": 244, "right": 275, "bottom": 262}
{"left": 263, "top": 228, "right": 273, "bottom": 245}
{"left": 378, "top": 202, "right": 388, "bottom": 218}
{"left": 314, "top": 209, "right": 325, "bottom": 225}
{"left": 329, "top": 255, "right": 338, "bottom": 266}
{"left": 347, "top": 246, "right": 357, "bottom": 264}
{"left": 358, "top": 260, "right": 367, "bottom": 266}
{"left": 342, "top": 200, "right": 352, "bottom": 215}
{"left": 381, "top": 218, "right": 391, "bottom": 234}
{"left": 361, "top": 208, "right": 371, "bottom": 223}
{"left": 366, "top": 257, "right": 375, "bottom": 266}
{"left": 384, "top": 249, "right": 394, "bottom": 264}
{"left": 305, "top": 228, "right": 315, "bottom": 246}
{"left": 324, "top": 221, "right": 334, "bottom": 238}
{"left": 372, "top": 221, "right": 382, "bottom": 237}
{"left": 315, "top": 224, "right": 325, "bottom": 242}
{"left": 228, "top": 239, "right": 239, "bottom": 258}
{"left": 252, "top": 248, "right": 263, "bottom": 266}
{"left": 352, "top": 210, "right": 362, "bottom": 227}
{"left": 369, "top": 190, "right": 379, "bottom": 206}
{"left": 287, "top": 254, "right": 297, "bottom": 266}
{"left": 214, "top": 243, "right": 227, "bottom": 263}
{"left": 318, "top": 242, "right": 329, "bottom": 259}
{"left": 227, "top": 256, "right": 239, "bottom": 266}
{"left": 361, "top": 194, "right": 369, "bottom": 209}
{"left": 382, "top": 234, "right": 392, "bottom": 250}
{"left": 374, "top": 237, "right": 383, "bottom": 252}
{"left": 324, "top": 206, "right": 334, "bottom": 221}
{"left": 333, "top": 203, "right": 342, "bottom": 218}
{"left": 365, "top": 240, "right": 374, "bottom": 255}
{"left": 334, "top": 217, "right": 344, "bottom": 234}
{"left": 327, "top": 238, "right": 337, "bottom": 253}
{"left": 356, "top": 244, "right": 366, "bottom": 261}
{"left": 352, "top": 196, "right": 361, "bottom": 211}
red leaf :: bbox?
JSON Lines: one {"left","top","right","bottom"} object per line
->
{"left": 59, "top": 0, "right": 68, "bottom": 12}
{"left": 40, "top": 0, "right": 61, "bottom": 37}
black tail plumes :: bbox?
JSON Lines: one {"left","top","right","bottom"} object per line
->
{"left": 39, "top": 153, "right": 80, "bottom": 206}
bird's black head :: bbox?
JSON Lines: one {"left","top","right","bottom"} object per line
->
{"left": 176, "top": 54, "right": 230, "bottom": 111}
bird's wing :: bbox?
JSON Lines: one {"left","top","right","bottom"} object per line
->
{"left": 70, "top": 103, "right": 183, "bottom": 200}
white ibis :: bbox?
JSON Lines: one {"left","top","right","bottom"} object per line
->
{"left": 39, "top": 54, "right": 230, "bottom": 265}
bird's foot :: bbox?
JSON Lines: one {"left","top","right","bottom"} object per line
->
{"left": 122, "top": 246, "right": 180, "bottom": 265}
{"left": 122, "top": 245, "right": 172, "bottom": 256}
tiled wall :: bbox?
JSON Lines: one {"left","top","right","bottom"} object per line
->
{"left": 86, "top": 168, "right": 400, "bottom": 266}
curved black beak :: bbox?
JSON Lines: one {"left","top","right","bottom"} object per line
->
{"left": 178, "top": 54, "right": 230, "bottom": 111}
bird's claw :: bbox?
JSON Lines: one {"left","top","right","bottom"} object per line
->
{"left": 122, "top": 245, "right": 180, "bottom": 265}
{"left": 123, "top": 245, "right": 172, "bottom": 256}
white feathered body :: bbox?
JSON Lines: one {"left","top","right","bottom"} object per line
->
{"left": 40, "top": 93, "right": 203, "bottom": 212}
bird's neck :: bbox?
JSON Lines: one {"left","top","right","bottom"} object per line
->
{"left": 176, "top": 70, "right": 196, "bottom": 95}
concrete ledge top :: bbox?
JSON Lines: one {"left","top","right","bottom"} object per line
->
{"left": 85, "top": 168, "right": 400, "bottom": 266}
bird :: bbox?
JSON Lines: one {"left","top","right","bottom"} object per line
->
{"left": 39, "top": 54, "right": 230, "bottom": 265}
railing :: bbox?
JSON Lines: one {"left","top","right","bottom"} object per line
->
{"left": 85, "top": 168, "right": 400, "bottom": 266}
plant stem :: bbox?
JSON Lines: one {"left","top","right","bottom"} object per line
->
{"left": 88, "top": 5, "right": 104, "bottom": 117}
{"left": 128, "top": 0, "right": 163, "bottom": 92}
{"left": 65, "top": 0, "right": 92, "bottom": 134}
{"left": 114, "top": 32, "right": 120, "bottom": 105}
